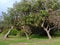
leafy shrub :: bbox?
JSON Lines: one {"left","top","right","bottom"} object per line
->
{"left": 10, "top": 28, "right": 18, "bottom": 36}
{"left": 54, "top": 30, "right": 60, "bottom": 36}
{"left": 17, "top": 30, "right": 25, "bottom": 37}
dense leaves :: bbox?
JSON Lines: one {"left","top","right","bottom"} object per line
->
{"left": 1, "top": 0, "right": 60, "bottom": 39}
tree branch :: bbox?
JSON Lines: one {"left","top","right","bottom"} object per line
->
{"left": 41, "top": 22, "right": 44, "bottom": 27}
{"left": 49, "top": 26, "right": 55, "bottom": 31}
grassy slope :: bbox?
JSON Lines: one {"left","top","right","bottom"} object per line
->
{"left": 0, "top": 34, "right": 60, "bottom": 45}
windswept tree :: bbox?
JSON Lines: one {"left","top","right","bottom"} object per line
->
{"left": 2, "top": 0, "right": 60, "bottom": 39}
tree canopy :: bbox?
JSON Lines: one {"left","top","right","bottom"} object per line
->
{"left": 1, "top": 0, "right": 60, "bottom": 39}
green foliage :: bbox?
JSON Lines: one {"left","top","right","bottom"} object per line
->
{"left": 19, "top": 30, "right": 25, "bottom": 36}
{"left": 17, "top": 30, "right": 25, "bottom": 37}
{"left": 40, "top": 10, "right": 48, "bottom": 17}
{"left": 10, "top": 28, "right": 18, "bottom": 35}
{"left": 54, "top": 30, "right": 60, "bottom": 36}
{"left": 2, "top": 29, "right": 9, "bottom": 34}
{"left": 1, "top": 0, "right": 60, "bottom": 38}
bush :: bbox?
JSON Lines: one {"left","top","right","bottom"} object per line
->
{"left": 10, "top": 28, "right": 18, "bottom": 36}
{"left": 17, "top": 30, "right": 25, "bottom": 37}
{"left": 54, "top": 30, "right": 60, "bottom": 36}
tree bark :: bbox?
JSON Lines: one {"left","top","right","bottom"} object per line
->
{"left": 4, "top": 26, "right": 13, "bottom": 38}
{"left": 44, "top": 28, "right": 52, "bottom": 39}
{"left": 46, "top": 31, "right": 52, "bottom": 39}
{"left": 25, "top": 32, "right": 29, "bottom": 40}
{"left": 22, "top": 25, "right": 30, "bottom": 40}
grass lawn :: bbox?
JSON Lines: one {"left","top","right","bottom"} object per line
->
{"left": 0, "top": 34, "right": 60, "bottom": 45}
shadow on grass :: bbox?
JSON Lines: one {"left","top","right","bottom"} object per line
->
{"left": 30, "top": 34, "right": 48, "bottom": 39}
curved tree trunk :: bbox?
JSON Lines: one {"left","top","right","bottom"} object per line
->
{"left": 4, "top": 26, "right": 13, "bottom": 38}
{"left": 46, "top": 31, "right": 52, "bottom": 39}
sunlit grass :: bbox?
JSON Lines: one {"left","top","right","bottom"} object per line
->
{"left": 0, "top": 34, "right": 60, "bottom": 45}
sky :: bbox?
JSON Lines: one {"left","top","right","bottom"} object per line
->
{"left": 0, "top": 0, "right": 21, "bottom": 16}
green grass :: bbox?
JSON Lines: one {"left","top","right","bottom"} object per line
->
{"left": 0, "top": 34, "right": 60, "bottom": 45}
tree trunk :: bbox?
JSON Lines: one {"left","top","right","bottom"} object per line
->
{"left": 25, "top": 32, "right": 29, "bottom": 40}
{"left": 4, "top": 26, "right": 13, "bottom": 38}
{"left": 46, "top": 31, "right": 52, "bottom": 39}
{"left": 22, "top": 25, "right": 30, "bottom": 40}
{"left": 41, "top": 21, "right": 52, "bottom": 39}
